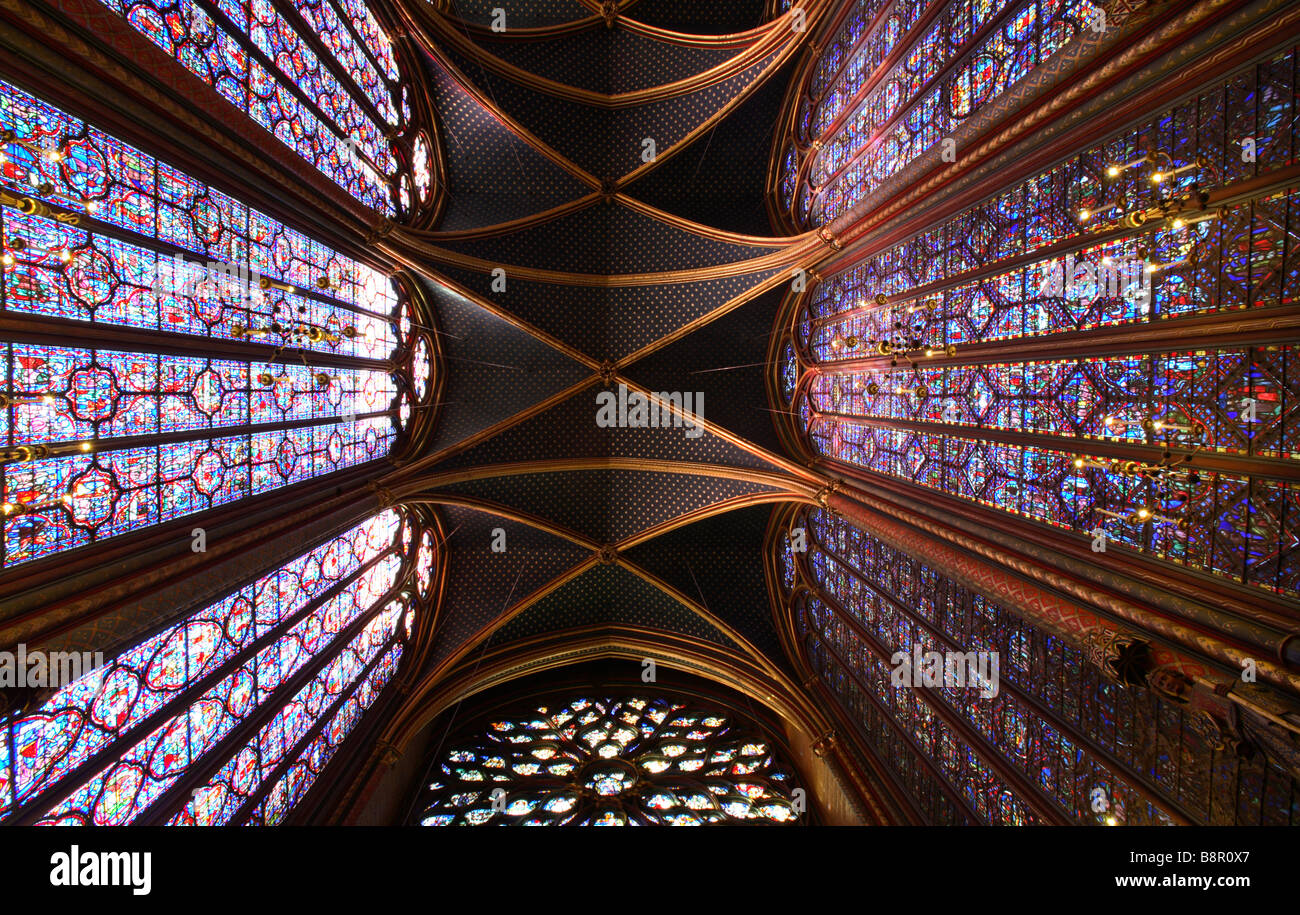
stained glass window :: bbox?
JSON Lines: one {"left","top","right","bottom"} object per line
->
{"left": 92, "top": 0, "right": 411, "bottom": 213}
{"left": 412, "top": 134, "right": 432, "bottom": 206}
{"left": 779, "top": 340, "right": 798, "bottom": 404}
{"left": 787, "top": 47, "right": 1300, "bottom": 597}
{"left": 782, "top": 507, "right": 1300, "bottom": 825}
{"left": 412, "top": 337, "right": 431, "bottom": 401}
{"left": 0, "top": 80, "right": 423, "bottom": 568}
{"left": 415, "top": 695, "right": 804, "bottom": 825}
{"left": 786, "top": 0, "right": 1102, "bottom": 226}
{"left": 0, "top": 507, "right": 434, "bottom": 825}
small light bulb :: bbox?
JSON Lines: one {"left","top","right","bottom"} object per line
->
{"left": 1073, "top": 458, "right": 1085, "bottom": 468}
{"left": 84, "top": 200, "right": 98, "bottom": 213}
{"left": 1078, "top": 210, "right": 1090, "bottom": 222}
{"left": 1106, "top": 166, "right": 1120, "bottom": 177}
{"left": 0, "top": 253, "right": 13, "bottom": 267}
{"left": 80, "top": 442, "right": 91, "bottom": 452}
{"left": 1171, "top": 218, "right": 1184, "bottom": 230}
{"left": 1150, "top": 172, "right": 1164, "bottom": 183}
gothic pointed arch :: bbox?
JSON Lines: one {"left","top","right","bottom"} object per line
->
{"left": 340, "top": 655, "right": 878, "bottom": 826}
{"left": 777, "top": 41, "right": 1300, "bottom": 601}
{"left": 1, "top": 0, "right": 1297, "bottom": 836}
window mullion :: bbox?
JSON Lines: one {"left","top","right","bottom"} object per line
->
{"left": 266, "top": 0, "right": 396, "bottom": 132}
{"left": 184, "top": 0, "right": 389, "bottom": 179}
{"left": 809, "top": 528, "right": 1197, "bottom": 824}
{"left": 801, "top": 616, "right": 982, "bottom": 822}
{"left": 9, "top": 545, "right": 398, "bottom": 824}
{"left": 227, "top": 630, "right": 402, "bottom": 826}
{"left": 0, "top": 313, "right": 393, "bottom": 373}
{"left": 813, "top": 0, "right": 1027, "bottom": 193}
{"left": 323, "top": 0, "right": 399, "bottom": 91}
{"left": 806, "top": 575, "right": 1072, "bottom": 823}
{"left": 136, "top": 568, "right": 411, "bottom": 826}
{"left": 0, "top": 194, "right": 398, "bottom": 325}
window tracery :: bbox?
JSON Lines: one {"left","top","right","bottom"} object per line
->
{"left": 781, "top": 506, "right": 1300, "bottom": 825}
{"left": 0, "top": 80, "right": 425, "bottom": 568}
{"left": 416, "top": 695, "right": 803, "bottom": 826}
{"left": 785, "top": 0, "right": 1105, "bottom": 226}
{"left": 785, "top": 47, "right": 1300, "bottom": 596}
{"left": 94, "top": 0, "right": 415, "bottom": 213}
{"left": 1, "top": 508, "right": 434, "bottom": 825}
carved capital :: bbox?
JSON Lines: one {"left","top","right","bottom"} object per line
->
{"left": 816, "top": 227, "right": 841, "bottom": 250}
{"left": 1084, "top": 629, "right": 1154, "bottom": 687}
{"left": 365, "top": 217, "right": 395, "bottom": 245}
{"left": 368, "top": 481, "right": 396, "bottom": 507}
{"left": 375, "top": 739, "right": 402, "bottom": 767}
{"left": 813, "top": 479, "right": 841, "bottom": 511}
{"left": 1147, "top": 665, "right": 1194, "bottom": 704}
{"left": 1188, "top": 706, "right": 1254, "bottom": 760}
{"left": 812, "top": 730, "right": 837, "bottom": 757}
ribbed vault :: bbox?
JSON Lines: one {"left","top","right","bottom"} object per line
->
{"left": 375, "top": 0, "right": 836, "bottom": 693}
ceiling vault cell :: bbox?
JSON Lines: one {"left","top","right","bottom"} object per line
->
{"left": 369, "top": 0, "right": 838, "bottom": 724}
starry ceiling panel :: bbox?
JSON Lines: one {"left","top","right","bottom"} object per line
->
{"left": 395, "top": 0, "right": 812, "bottom": 685}
{"left": 627, "top": 60, "right": 794, "bottom": 236}
{"left": 625, "top": 0, "right": 771, "bottom": 34}
{"left": 440, "top": 42, "right": 784, "bottom": 181}
{"left": 446, "top": 0, "right": 595, "bottom": 29}
{"left": 621, "top": 504, "right": 787, "bottom": 667}
{"left": 426, "top": 505, "right": 594, "bottom": 672}
{"left": 622, "top": 286, "right": 788, "bottom": 455}
{"left": 491, "top": 563, "right": 739, "bottom": 650}
{"left": 429, "top": 199, "right": 781, "bottom": 274}
{"left": 427, "top": 58, "right": 593, "bottom": 231}
{"left": 436, "top": 469, "right": 784, "bottom": 545}
{"left": 479, "top": 29, "right": 745, "bottom": 94}
{"left": 419, "top": 278, "right": 592, "bottom": 454}
{"left": 432, "top": 262, "right": 785, "bottom": 362}
{"left": 437, "top": 385, "right": 780, "bottom": 472}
